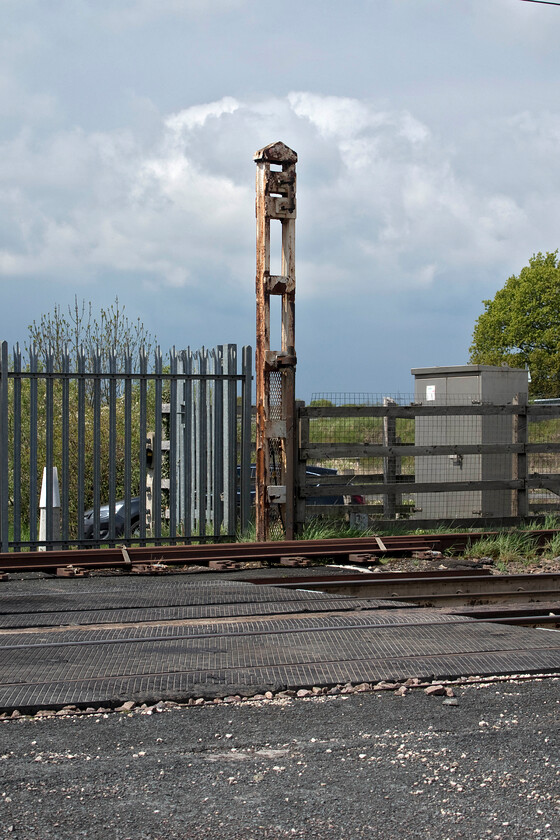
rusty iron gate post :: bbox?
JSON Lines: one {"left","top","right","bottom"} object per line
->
{"left": 254, "top": 141, "right": 297, "bottom": 541}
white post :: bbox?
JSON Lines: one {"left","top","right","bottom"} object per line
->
{"left": 39, "top": 467, "right": 61, "bottom": 550}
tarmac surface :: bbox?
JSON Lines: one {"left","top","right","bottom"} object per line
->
{"left": 0, "top": 677, "right": 558, "bottom": 840}
{"left": 0, "top": 569, "right": 559, "bottom": 838}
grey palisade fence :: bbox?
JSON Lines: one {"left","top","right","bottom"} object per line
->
{"left": 0, "top": 341, "right": 253, "bottom": 551}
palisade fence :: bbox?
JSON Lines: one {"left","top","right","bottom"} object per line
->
{"left": 0, "top": 341, "right": 253, "bottom": 551}
{"left": 297, "top": 395, "right": 560, "bottom": 528}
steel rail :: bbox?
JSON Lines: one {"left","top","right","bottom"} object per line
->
{"left": 266, "top": 572, "right": 560, "bottom": 597}
{"left": 0, "top": 529, "right": 559, "bottom": 573}
{"left": 246, "top": 568, "right": 493, "bottom": 586}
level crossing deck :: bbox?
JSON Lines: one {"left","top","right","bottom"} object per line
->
{"left": 0, "top": 574, "right": 559, "bottom": 712}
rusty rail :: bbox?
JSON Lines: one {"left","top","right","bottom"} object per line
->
{"left": 0, "top": 528, "right": 559, "bottom": 573}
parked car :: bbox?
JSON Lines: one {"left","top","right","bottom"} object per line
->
{"left": 83, "top": 498, "right": 141, "bottom": 540}
{"left": 83, "top": 466, "right": 364, "bottom": 538}
{"left": 302, "top": 465, "right": 365, "bottom": 507}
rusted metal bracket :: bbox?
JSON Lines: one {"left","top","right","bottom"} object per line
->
{"left": 208, "top": 560, "right": 242, "bottom": 571}
{"left": 280, "top": 555, "right": 311, "bottom": 567}
{"left": 56, "top": 565, "right": 89, "bottom": 578}
{"left": 130, "top": 562, "right": 167, "bottom": 574}
{"left": 348, "top": 553, "right": 374, "bottom": 565}
{"left": 255, "top": 141, "right": 298, "bottom": 542}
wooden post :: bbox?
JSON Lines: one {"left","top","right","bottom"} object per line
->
{"left": 383, "top": 398, "right": 397, "bottom": 518}
{"left": 512, "top": 394, "right": 528, "bottom": 518}
{"left": 254, "top": 141, "right": 298, "bottom": 541}
{"left": 296, "top": 401, "right": 308, "bottom": 534}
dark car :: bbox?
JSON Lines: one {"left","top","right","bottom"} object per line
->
{"left": 83, "top": 498, "right": 141, "bottom": 540}
{"left": 83, "top": 466, "right": 363, "bottom": 538}
{"left": 303, "top": 464, "right": 364, "bottom": 507}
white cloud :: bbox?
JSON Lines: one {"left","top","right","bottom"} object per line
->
{"left": 0, "top": 91, "right": 559, "bottom": 305}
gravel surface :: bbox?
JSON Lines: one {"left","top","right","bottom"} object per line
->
{"left": 0, "top": 678, "right": 558, "bottom": 840}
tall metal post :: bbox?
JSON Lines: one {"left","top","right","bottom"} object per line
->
{"left": 254, "top": 141, "right": 297, "bottom": 541}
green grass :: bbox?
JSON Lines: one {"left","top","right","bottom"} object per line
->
{"left": 463, "top": 532, "right": 538, "bottom": 567}
{"left": 297, "top": 519, "right": 376, "bottom": 541}
{"left": 543, "top": 532, "right": 560, "bottom": 558}
{"left": 542, "top": 514, "right": 560, "bottom": 530}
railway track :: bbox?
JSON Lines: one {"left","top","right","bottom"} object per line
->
{"left": 0, "top": 527, "right": 559, "bottom": 573}
{"left": 248, "top": 570, "right": 560, "bottom": 629}
{"left": 1, "top": 566, "right": 559, "bottom": 712}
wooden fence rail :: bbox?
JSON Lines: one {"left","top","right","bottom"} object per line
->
{"left": 296, "top": 402, "right": 560, "bottom": 529}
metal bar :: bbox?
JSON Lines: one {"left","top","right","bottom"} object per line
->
{"left": 108, "top": 353, "right": 117, "bottom": 541}
{"left": 168, "top": 348, "right": 177, "bottom": 539}
{"left": 225, "top": 344, "right": 237, "bottom": 535}
{"left": 45, "top": 349, "right": 54, "bottom": 545}
{"left": 183, "top": 349, "right": 193, "bottom": 540}
{"left": 206, "top": 350, "right": 213, "bottom": 530}
{"left": 61, "top": 346, "right": 69, "bottom": 547}
{"left": 0, "top": 342, "right": 9, "bottom": 552}
{"left": 153, "top": 347, "right": 162, "bottom": 542}
{"left": 139, "top": 348, "right": 147, "bottom": 544}
{"left": 240, "top": 345, "right": 253, "bottom": 532}
{"left": 12, "top": 345, "right": 21, "bottom": 550}
{"left": 76, "top": 349, "right": 86, "bottom": 544}
{"left": 213, "top": 347, "right": 224, "bottom": 538}
{"left": 5, "top": 371, "right": 242, "bottom": 382}
{"left": 92, "top": 351, "right": 101, "bottom": 544}
{"left": 28, "top": 348, "right": 38, "bottom": 548}
{"left": 123, "top": 352, "right": 132, "bottom": 541}
{"left": 198, "top": 350, "right": 208, "bottom": 539}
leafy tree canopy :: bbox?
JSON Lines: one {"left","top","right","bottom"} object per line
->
{"left": 469, "top": 251, "right": 560, "bottom": 398}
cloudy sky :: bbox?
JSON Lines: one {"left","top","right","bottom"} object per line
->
{"left": 2, "top": 0, "right": 560, "bottom": 399}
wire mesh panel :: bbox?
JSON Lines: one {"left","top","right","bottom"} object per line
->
{"left": 528, "top": 410, "right": 560, "bottom": 516}
{"left": 298, "top": 388, "right": 560, "bottom": 529}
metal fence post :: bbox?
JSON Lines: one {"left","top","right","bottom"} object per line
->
{"left": 61, "top": 345, "right": 70, "bottom": 548}
{"left": 225, "top": 344, "right": 238, "bottom": 534}
{"left": 214, "top": 346, "right": 225, "bottom": 538}
{"left": 12, "top": 344, "right": 21, "bottom": 550}
{"left": 240, "top": 345, "right": 253, "bottom": 533}
{"left": 0, "top": 342, "right": 9, "bottom": 552}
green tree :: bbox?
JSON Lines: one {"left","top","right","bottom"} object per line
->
{"left": 26, "top": 296, "right": 155, "bottom": 401}
{"left": 469, "top": 251, "right": 560, "bottom": 398}
{"left": 11, "top": 299, "right": 161, "bottom": 538}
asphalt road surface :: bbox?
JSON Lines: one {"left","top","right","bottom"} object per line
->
{"left": 0, "top": 677, "right": 558, "bottom": 840}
